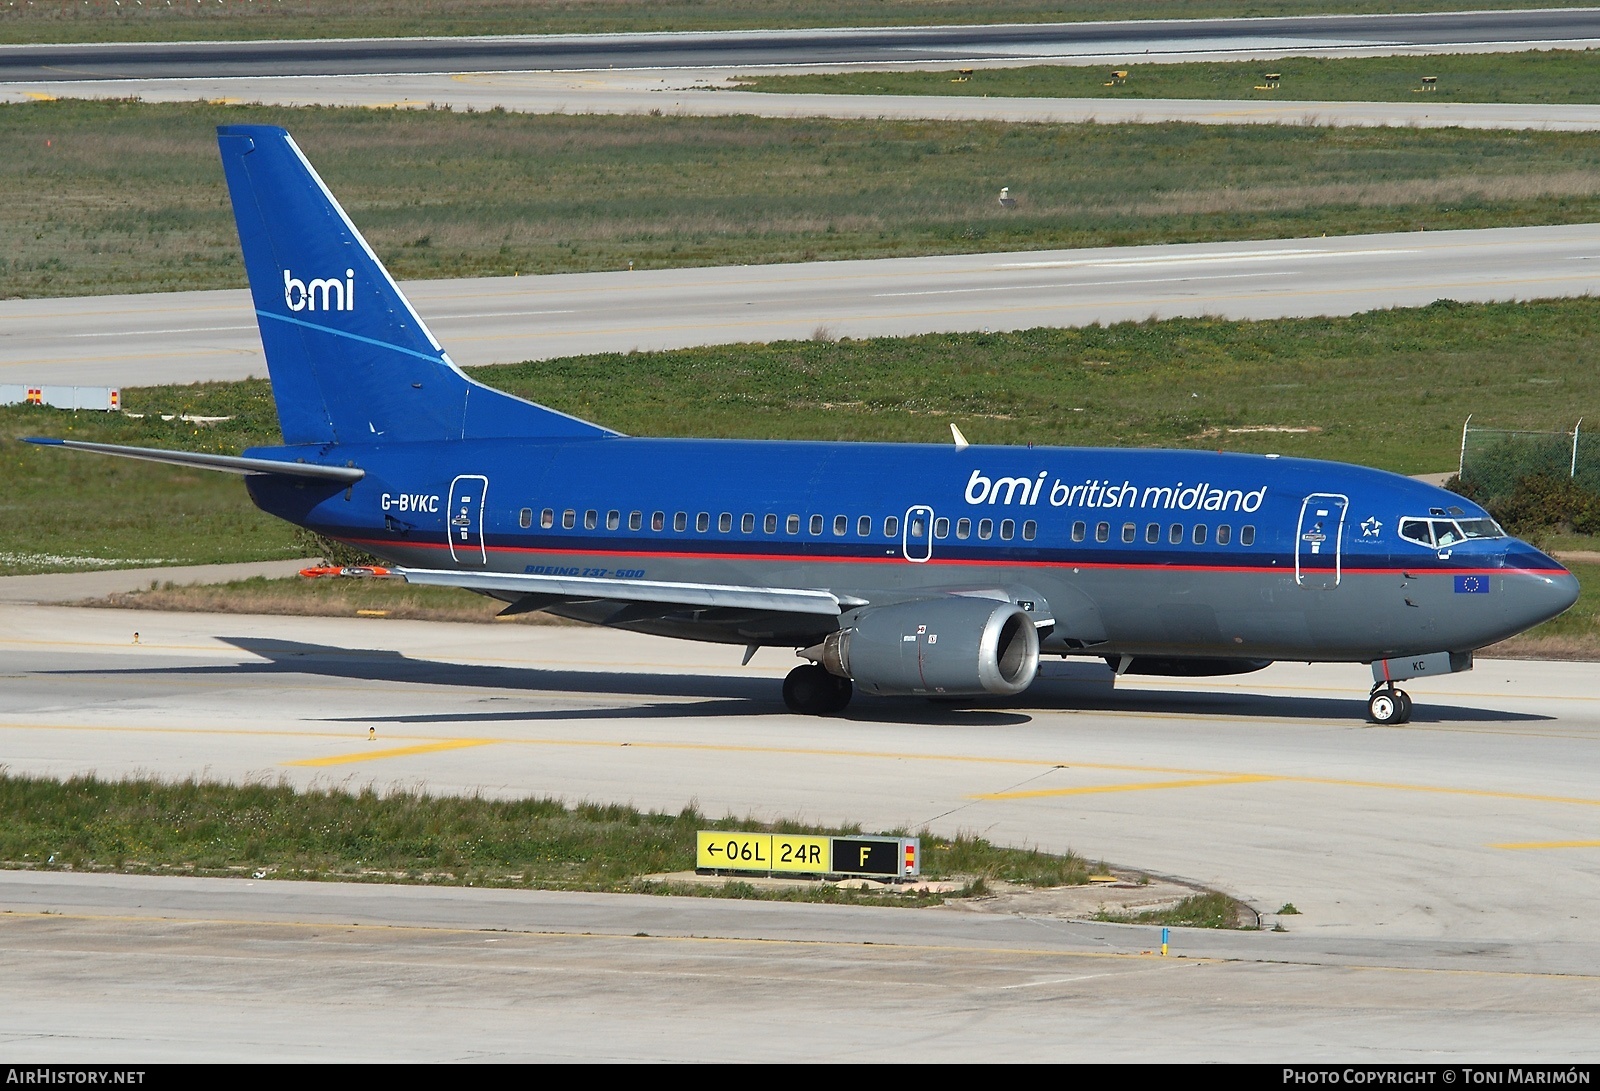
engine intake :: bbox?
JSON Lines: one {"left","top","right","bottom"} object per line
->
{"left": 803, "top": 597, "right": 1040, "bottom": 697}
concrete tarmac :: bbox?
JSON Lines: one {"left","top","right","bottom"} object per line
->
{"left": 12, "top": 66, "right": 1600, "bottom": 133}
{"left": 2, "top": 604, "right": 1599, "bottom": 1059}
{"left": 5, "top": 9, "right": 1599, "bottom": 82}
{"left": 8, "top": 223, "right": 1600, "bottom": 388}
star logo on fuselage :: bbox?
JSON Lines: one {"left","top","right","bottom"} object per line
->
{"left": 1360, "top": 517, "right": 1383, "bottom": 538}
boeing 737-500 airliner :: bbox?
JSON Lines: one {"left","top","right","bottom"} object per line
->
{"left": 30, "top": 125, "right": 1580, "bottom": 724}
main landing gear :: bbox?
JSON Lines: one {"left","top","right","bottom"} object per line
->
{"left": 1367, "top": 683, "right": 1414, "bottom": 725}
{"left": 782, "top": 664, "right": 853, "bottom": 716}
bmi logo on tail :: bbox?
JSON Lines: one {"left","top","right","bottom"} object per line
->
{"left": 283, "top": 269, "right": 355, "bottom": 312}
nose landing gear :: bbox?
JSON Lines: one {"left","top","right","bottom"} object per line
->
{"left": 1368, "top": 683, "right": 1413, "bottom": 725}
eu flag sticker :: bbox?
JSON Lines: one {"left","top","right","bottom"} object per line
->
{"left": 1454, "top": 575, "right": 1491, "bottom": 594}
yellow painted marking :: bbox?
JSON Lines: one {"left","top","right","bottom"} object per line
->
{"left": 286, "top": 739, "right": 498, "bottom": 767}
{"left": 977, "top": 774, "right": 1276, "bottom": 800}
{"left": 22, "top": 91, "right": 58, "bottom": 102}
{"left": 1489, "top": 840, "right": 1600, "bottom": 850}
{"left": 2, "top": 714, "right": 1600, "bottom": 814}
{"left": 1276, "top": 776, "right": 1600, "bottom": 811}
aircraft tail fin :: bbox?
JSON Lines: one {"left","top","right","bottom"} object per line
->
{"left": 216, "top": 124, "right": 616, "bottom": 447}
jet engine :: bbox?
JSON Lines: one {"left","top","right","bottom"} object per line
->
{"left": 802, "top": 597, "right": 1040, "bottom": 697}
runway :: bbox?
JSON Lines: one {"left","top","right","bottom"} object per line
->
{"left": 2, "top": 604, "right": 1599, "bottom": 1059}
{"left": 8, "top": 223, "right": 1600, "bottom": 388}
{"left": 13, "top": 65, "right": 1600, "bottom": 134}
{"left": 5, "top": 9, "right": 1599, "bottom": 83}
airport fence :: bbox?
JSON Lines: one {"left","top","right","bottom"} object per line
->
{"left": 1458, "top": 417, "right": 1597, "bottom": 496}
{"left": 1456, "top": 417, "right": 1600, "bottom": 534}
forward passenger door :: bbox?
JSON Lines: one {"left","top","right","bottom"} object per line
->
{"left": 1295, "top": 493, "right": 1348, "bottom": 589}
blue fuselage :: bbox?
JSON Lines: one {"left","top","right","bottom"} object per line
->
{"left": 247, "top": 438, "right": 1578, "bottom": 662}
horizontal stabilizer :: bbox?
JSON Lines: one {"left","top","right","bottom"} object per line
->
{"left": 24, "top": 437, "right": 365, "bottom": 483}
{"left": 398, "top": 567, "right": 864, "bottom": 616}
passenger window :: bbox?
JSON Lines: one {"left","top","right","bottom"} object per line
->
{"left": 606, "top": 510, "right": 620, "bottom": 531}
{"left": 628, "top": 511, "right": 642, "bottom": 531}
{"left": 741, "top": 513, "right": 755, "bottom": 534}
{"left": 1146, "top": 523, "right": 1160, "bottom": 544}
{"left": 1096, "top": 522, "right": 1109, "bottom": 543}
{"left": 787, "top": 514, "right": 800, "bottom": 534}
{"left": 1169, "top": 523, "right": 1183, "bottom": 545}
{"left": 910, "top": 515, "right": 926, "bottom": 537}
{"left": 1071, "top": 521, "right": 1086, "bottom": 542}
{"left": 833, "top": 515, "right": 847, "bottom": 536}
{"left": 1022, "top": 520, "right": 1037, "bottom": 541}
{"left": 999, "top": 519, "right": 1015, "bottom": 540}
{"left": 884, "top": 516, "right": 899, "bottom": 537}
{"left": 1398, "top": 519, "right": 1433, "bottom": 547}
{"left": 956, "top": 518, "right": 971, "bottom": 540}
{"left": 541, "top": 508, "right": 555, "bottom": 529}
{"left": 718, "top": 512, "right": 732, "bottom": 533}
{"left": 978, "top": 519, "right": 994, "bottom": 540}
{"left": 1193, "top": 524, "right": 1207, "bottom": 545}
{"left": 1122, "top": 522, "right": 1136, "bottom": 543}
{"left": 651, "top": 511, "right": 665, "bottom": 531}
{"left": 764, "top": 514, "right": 778, "bottom": 534}
{"left": 519, "top": 507, "right": 533, "bottom": 529}
{"left": 1216, "top": 524, "right": 1231, "bottom": 545}
{"left": 584, "top": 510, "right": 598, "bottom": 530}
{"left": 934, "top": 517, "right": 949, "bottom": 538}
{"left": 810, "top": 515, "right": 824, "bottom": 535}
{"left": 1241, "top": 525, "right": 1256, "bottom": 546}
{"left": 696, "top": 512, "right": 710, "bottom": 533}
{"left": 563, "top": 509, "right": 576, "bottom": 530}
{"left": 858, "top": 515, "right": 872, "bottom": 537}
{"left": 673, "top": 512, "right": 687, "bottom": 532}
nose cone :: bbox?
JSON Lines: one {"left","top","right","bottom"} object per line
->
{"left": 1524, "top": 567, "right": 1581, "bottom": 623}
{"left": 1500, "top": 541, "right": 1581, "bottom": 634}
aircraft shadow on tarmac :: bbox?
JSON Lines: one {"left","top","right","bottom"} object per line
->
{"left": 53, "top": 636, "right": 1551, "bottom": 726}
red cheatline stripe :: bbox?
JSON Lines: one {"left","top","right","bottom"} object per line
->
{"left": 342, "top": 536, "right": 1552, "bottom": 578}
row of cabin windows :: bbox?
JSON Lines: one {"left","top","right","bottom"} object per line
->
{"left": 514, "top": 506, "right": 1249, "bottom": 546}
{"left": 515, "top": 508, "right": 1047, "bottom": 541}
{"left": 1069, "top": 520, "right": 1257, "bottom": 547}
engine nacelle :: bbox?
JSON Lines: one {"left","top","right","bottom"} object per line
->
{"left": 803, "top": 597, "right": 1040, "bottom": 697}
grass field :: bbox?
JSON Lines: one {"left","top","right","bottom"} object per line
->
{"left": 6, "top": 296, "right": 1600, "bottom": 577}
{"left": 739, "top": 48, "right": 1600, "bottom": 105}
{"left": 85, "top": 573, "right": 577, "bottom": 624}
{"left": 0, "top": 773, "right": 1089, "bottom": 903}
{"left": 11, "top": 100, "right": 1600, "bottom": 298}
{"left": 0, "top": 1, "right": 1558, "bottom": 44}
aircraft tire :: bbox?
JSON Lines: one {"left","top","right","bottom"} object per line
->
{"left": 1397, "top": 689, "right": 1413, "bottom": 723}
{"left": 1368, "top": 689, "right": 1404, "bottom": 725}
{"left": 783, "top": 664, "right": 853, "bottom": 715}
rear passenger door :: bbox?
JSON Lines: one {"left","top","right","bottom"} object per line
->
{"left": 447, "top": 474, "right": 489, "bottom": 565}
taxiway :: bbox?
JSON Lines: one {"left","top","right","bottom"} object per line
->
{"left": 7, "top": 223, "right": 1600, "bottom": 387}
{"left": 1, "top": 605, "right": 1598, "bottom": 1058}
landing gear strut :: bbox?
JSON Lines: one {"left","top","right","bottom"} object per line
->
{"left": 1368, "top": 683, "right": 1413, "bottom": 725}
{"left": 782, "top": 664, "right": 853, "bottom": 715}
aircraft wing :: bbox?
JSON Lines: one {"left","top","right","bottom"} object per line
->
{"left": 396, "top": 566, "right": 865, "bottom": 617}
{"left": 23, "top": 438, "right": 365, "bottom": 483}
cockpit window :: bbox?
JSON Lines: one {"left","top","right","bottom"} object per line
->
{"left": 1398, "top": 518, "right": 1433, "bottom": 547}
{"left": 1456, "top": 518, "right": 1505, "bottom": 540}
{"left": 1399, "top": 515, "right": 1505, "bottom": 548}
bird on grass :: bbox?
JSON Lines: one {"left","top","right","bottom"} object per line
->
{"left": 998, "top": 187, "right": 1017, "bottom": 209}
